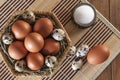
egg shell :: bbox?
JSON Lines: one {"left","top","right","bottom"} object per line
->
{"left": 45, "top": 56, "right": 58, "bottom": 68}
{"left": 41, "top": 38, "right": 60, "bottom": 56}
{"left": 22, "top": 11, "right": 35, "bottom": 23}
{"left": 33, "top": 18, "right": 53, "bottom": 38}
{"left": 2, "top": 33, "right": 14, "bottom": 45}
{"left": 12, "top": 20, "right": 32, "bottom": 40}
{"left": 8, "top": 41, "right": 28, "bottom": 60}
{"left": 15, "top": 60, "right": 26, "bottom": 72}
{"left": 87, "top": 45, "right": 110, "bottom": 65}
{"left": 24, "top": 32, "right": 44, "bottom": 53}
{"left": 26, "top": 52, "right": 44, "bottom": 70}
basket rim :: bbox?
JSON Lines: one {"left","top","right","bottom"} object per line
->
{"left": 0, "top": 10, "right": 71, "bottom": 77}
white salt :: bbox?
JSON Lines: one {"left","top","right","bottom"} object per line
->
{"left": 73, "top": 5, "right": 95, "bottom": 25}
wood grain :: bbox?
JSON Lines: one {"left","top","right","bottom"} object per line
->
{"left": 0, "top": 0, "right": 120, "bottom": 80}
{"left": 110, "top": 0, "right": 120, "bottom": 31}
{"left": 110, "top": 0, "right": 120, "bottom": 80}
{"left": 88, "top": 0, "right": 120, "bottom": 80}
{"left": 88, "top": 0, "right": 110, "bottom": 20}
{"left": 0, "top": 0, "right": 6, "bottom": 6}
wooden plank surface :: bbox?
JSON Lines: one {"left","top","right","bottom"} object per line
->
{"left": 0, "top": 0, "right": 6, "bottom": 6}
{"left": 109, "top": 0, "right": 120, "bottom": 80}
{"left": 88, "top": 0, "right": 120, "bottom": 80}
{"left": 0, "top": 0, "right": 120, "bottom": 80}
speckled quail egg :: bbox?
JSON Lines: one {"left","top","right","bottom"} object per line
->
{"left": 67, "top": 46, "right": 76, "bottom": 57}
{"left": 69, "top": 46, "right": 76, "bottom": 55}
{"left": 15, "top": 60, "right": 26, "bottom": 72}
{"left": 2, "top": 33, "right": 14, "bottom": 45}
{"left": 52, "top": 29, "right": 65, "bottom": 41}
{"left": 76, "top": 44, "right": 89, "bottom": 57}
{"left": 22, "top": 11, "right": 35, "bottom": 23}
{"left": 72, "top": 57, "right": 83, "bottom": 70}
{"left": 45, "top": 56, "right": 58, "bottom": 68}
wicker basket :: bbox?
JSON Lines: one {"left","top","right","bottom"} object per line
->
{"left": 0, "top": 11, "right": 71, "bottom": 77}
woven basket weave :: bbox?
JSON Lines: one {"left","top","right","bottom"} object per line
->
{"left": 0, "top": 11, "right": 71, "bottom": 77}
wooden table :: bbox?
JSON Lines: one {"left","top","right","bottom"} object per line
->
{"left": 87, "top": 0, "right": 120, "bottom": 80}
{"left": 0, "top": 0, "right": 120, "bottom": 80}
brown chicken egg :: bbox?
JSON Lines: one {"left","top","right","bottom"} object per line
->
{"left": 12, "top": 20, "right": 31, "bottom": 40}
{"left": 41, "top": 38, "right": 60, "bottom": 56}
{"left": 33, "top": 18, "right": 53, "bottom": 38}
{"left": 24, "top": 32, "right": 44, "bottom": 53}
{"left": 87, "top": 45, "right": 110, "bottom": 65}
{"left": 8, "top": 41, "right": 28, "bottom": 60}
{"left": 26, "top": 52, "right": 44, "bottom": 70}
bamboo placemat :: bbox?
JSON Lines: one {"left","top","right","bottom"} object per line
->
{"left": 0, "top": 0, "right": 120, "bottom": 80}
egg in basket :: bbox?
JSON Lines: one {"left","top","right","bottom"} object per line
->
{"left": 0, "top": 11, "right": 71, "bottom": 77}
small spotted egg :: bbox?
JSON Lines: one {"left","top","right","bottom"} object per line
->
{"left": 2, "top": 33, "right": 14, "bottom": 45}
{"left": 45, "top": 56, "right": 58, "bottom": 68}
{"left": 15, "top": 60, "right": 26, "bottom": 72}
{"left": 22, "top": 11, "right": 35, "bottom": 23}
{"left": 52, "top": 29, "right": 65, "bottom": 41}
{"left": 76, "top": 44, "right": 89, "bottom": 57}
{"left": 69, "top": 46, "right": 76, "bottom": 55}
{"left": 67, "top": 46, "right": 76, "bottom": 57}
{"left": 72, "top": 58, "right": 83, "bottom": 71}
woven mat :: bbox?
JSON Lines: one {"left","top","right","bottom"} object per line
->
{"left": 0, "top": 0, "right": 120, "bottom": 80}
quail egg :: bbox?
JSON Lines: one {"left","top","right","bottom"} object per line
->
{"left": 2, "top": 33, "right": 14, "bottom": 45}
{"left": 22, "top": 11, "right": 35, "bottom": 23}
{"left": 76, "top": 44, "right": 89, "bottom": 57}
{"left": 52, "top": 29, "right": 65, "bottom": 41}
{"left": 67, "top": 46, "right": 76, "bottom": 57}
{"left": 45, "top": 56, "right": 58, "bottom": 68}
{"left": 72, "top": 57, "right": 83, "bottom": 71}
{"left": 15, "top": 60, "right": 26, "bottom": 72}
